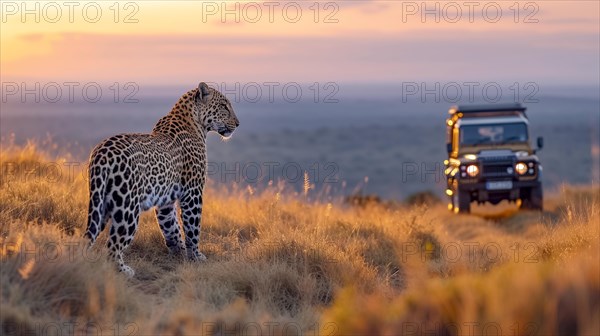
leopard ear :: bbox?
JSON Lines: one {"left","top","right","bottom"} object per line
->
{"left": 197, "top": 82, "right": 213, "bottom": 104}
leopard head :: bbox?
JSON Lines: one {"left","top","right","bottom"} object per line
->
{"left": 195, "top": 82, "right": 239, "bottom": 138}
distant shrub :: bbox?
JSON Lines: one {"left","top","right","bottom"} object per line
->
{"left": 344, "top": 193, "right": 382, "bottom": 207}
{"left": 404, "top": 190, "right": 441, "bottom": 206}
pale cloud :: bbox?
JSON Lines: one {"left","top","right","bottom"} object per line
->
{"left": 2, "top": 29, "right": 598, "bottom": 86}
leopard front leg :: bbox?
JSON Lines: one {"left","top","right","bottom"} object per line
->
{"left": 180, "top": 193, "right": 206, "bottom": 261}
{"left": 155, "top": 204, "right": 185, "bottom": 256}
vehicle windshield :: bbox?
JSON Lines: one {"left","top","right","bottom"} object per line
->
{"left": 460, "top": 123, "right": 528, "bottom": 146}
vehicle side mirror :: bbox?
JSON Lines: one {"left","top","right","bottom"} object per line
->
{"left": 537, "top": 136, "right": 544, "bottom": 150}
{"left": 446, "top": 143, "right": 452, "bottom": 153}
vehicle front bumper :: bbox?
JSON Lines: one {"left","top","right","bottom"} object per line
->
{"left": 457, "top": 179, "right": 541, "bottom": 203}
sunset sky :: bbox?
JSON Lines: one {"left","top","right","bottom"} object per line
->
{"left": 2, "top": 1, "right": 599, "bottom": 86}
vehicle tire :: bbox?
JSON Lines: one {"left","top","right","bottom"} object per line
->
{"left": 520, "top": 186, "right": 543, "bottom": 211}
{"left": 453, "top": 190, "right": 471, "bottom": 214}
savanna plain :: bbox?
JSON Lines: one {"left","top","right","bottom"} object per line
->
{"left": 0, "top": 143, "right": 598, "bottom": 336}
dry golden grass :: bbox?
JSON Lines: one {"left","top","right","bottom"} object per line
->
{"left": 1, "top": 145, "right": 598, "bottom": 335}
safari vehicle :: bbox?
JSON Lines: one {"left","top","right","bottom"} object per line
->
{"left": 444, "top": 103, "right": 544, "bottom": 213}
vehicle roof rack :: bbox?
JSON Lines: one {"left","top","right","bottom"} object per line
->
{"left": 448, "top": 103, "right": 527, "bottom": 117}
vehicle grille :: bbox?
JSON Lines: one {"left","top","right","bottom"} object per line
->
{"left": 482, "top": 163, "right": 513, "bottom": 177}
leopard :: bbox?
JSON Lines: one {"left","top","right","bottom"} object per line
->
{"left": 83, "top": 82, "right": 239, "bottom": 277}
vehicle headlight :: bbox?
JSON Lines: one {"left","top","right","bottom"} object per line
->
{"left": 466, "top": 164, "right": 479, "bottom": 177}
{"left": 515, "top": 162, "right": 528, "bottom": 175}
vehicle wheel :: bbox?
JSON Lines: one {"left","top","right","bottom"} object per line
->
{"left": 520, "top": 186, "right": 543, "bottom": 211}
{"left": 453, "top": 190, "right": 471, "bottom": 214}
